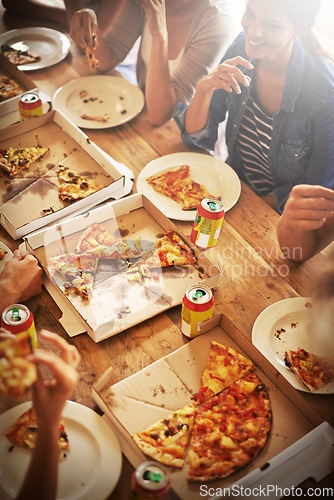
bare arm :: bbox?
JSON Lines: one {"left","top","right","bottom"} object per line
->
{"left": 277, "top": 185, "right": 334, "bottom": 261}
{"left": 185, "top": 57, "right": 253, "bottom": 134}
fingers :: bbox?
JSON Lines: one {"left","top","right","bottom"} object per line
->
{"left": 31, "top": 350, "right": 79, "bottom": 387}
{"left": 291, "top": 184, "right": 334, "bottom": 201}
{"left": 38, "top": 330, "right": 81, "bottom": 369}
{"left": 214, "top": 57, "right": 253, "bottom": 94}
{"left": 70, "top": 9, "right": 98, "bottom": 48}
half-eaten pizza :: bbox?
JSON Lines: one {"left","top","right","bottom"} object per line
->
{"left": 284, "top": 348, "right": 334, "bottom": 391}
{"left": 0, "top": 146, "right": 49, "bottom": 176}
{"left": 1, "top": 44, "right": 41, "bottom": 66}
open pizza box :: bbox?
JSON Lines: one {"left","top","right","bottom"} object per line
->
{"left": 0, "top": 53, "right": 38, "bottom": 117}
{"left": 22, "top": 193, "right": 221, "bottom": 342}
{"left": 0, "top": 110, "right": 134, "bottom": 239}
{"left": 92, "top": 314, "right": 334, "bottom": 500}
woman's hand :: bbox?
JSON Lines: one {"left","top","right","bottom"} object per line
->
{"left": 136, "top": 0, "right": 167, "bottom": 39}
{"left": 195, "top": 57, "right": 253, "bottom": 98}
{"left": 282, "top": 185, "right": 334, "bottom": 231}
{"left": 70, "top": 8, "right": 99, "bottom": 48}
{"left": 28, "top": 330, "right": 80, "bottom": 429}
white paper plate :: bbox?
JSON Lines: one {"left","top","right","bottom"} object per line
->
{"left": 0, "top": 27, "right": 70, "bottom": 71}
{"left": 136, "top": 152, "right": 241, "bottom": 221}
{"left": 252, "top": 297, "right": 334, "bottom": 394}
{"left": 0, "top": 242, "right": 13, "bottom": 273}
{"left": 0, "top": 401, "right": 122, "bottom": 499}
{"left": 53, "top": 75, "right": 145, "bottom": 129}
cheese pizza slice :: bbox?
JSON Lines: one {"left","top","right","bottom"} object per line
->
{"left": 0, "top": 146, "right": 49, "bottom": 176}
{"left": 56, "top": 165, "right": 104, "bottom": 202}
{"left": 132, "top": 404, "right": 196, "bottom": 468}
{"left": 284, "top": 349, "right": 334, "bottom": 391}
{"left": 1, "top": 44, "right": 41, "bottom": 66}
{"left": 0, "top": 334, "right": 36, "bottom": 397}
{"left": 192, "top": 342, "right": 255, "bottom": 404}
{"left": 85, "top": 34, "right": 99, "bottom": 70}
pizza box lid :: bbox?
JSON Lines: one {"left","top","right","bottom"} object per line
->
{"left": 22, "top": 193, "right": 221, "bottom": 342}
{"left": 92, "top": 319, "right": 334, "bottom": 499}
{"left": 0, "top": 110, "right": 134, "bottom": 239}
{"left": 0, "top": 53, "right": 38, "bottom": 117}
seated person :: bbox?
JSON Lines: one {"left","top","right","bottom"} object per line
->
{"left": 174, "top": 0, "right": 334, "bottom": 214}
{"left": 0, "top": 250, "right": 43, "bottom": 316}
{"left": 277, "top": 184, "right": 334, "bottom": 261}
{"left": 69, "top": 0, "right": 239, "bottom": 126}
{"left": 0, "top": 328, "right": 80, "bottom": 500}
{"left": 1, "top": 0, "right": 124, "bottom": 34}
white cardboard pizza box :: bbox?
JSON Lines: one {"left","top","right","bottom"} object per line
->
{"left": 0, "top": 53, "right": 38, "bottom": 117}
{"left": 23, "top": 193, "right": 221, "bottom": 342}
{"left": 0, "top": 110, "right": 134, "bottom": 239}
{"left": 93, "top": 318, "right": 334, "bottom": 500}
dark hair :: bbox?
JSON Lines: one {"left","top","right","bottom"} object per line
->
{"left": 279, "top": 0, "right": 334, "bottom": 61}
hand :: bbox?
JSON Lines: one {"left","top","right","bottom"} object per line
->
{"left": 0, "top": 250, "right": 43, "bottom": 306}
{"left": 196, "top": 57, "right": 253, "bottom": 98}
{"left": 70, "top": 8, "right": 99, "bottom": 48}
{"left": 136, "top": 0, "right": 167, "bottom": 39}
{"left": 282, "top": 185, "right": 334, "bottom": 231}
{"left": 28, "top": 331, "right": 80, "bottom": 429}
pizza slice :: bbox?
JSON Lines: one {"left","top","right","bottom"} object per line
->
{"left": 132, "top": 403, "right": 196, "bottom": 468}
{"left": 0, "top": 248, "right": 7, "bottom": 260}
{"left": 75, "top": 222, "right": 119, "bottom": 253}
{"left": 0, "top": 334, "right": 36, "bottom": 397}
{"left": 146, "top": 165, "right": 193, "bottom": 202}
{"left": 1, "top": 44, "right": 41, "bottom": 66}
{"left": 56, "top": 165, "right": 104, "bottom": 202}
{"left": 0, "top": 146, "right": 49, "bottom": 176}
{"left": 187, "top": 373, "right": 271, "bottom": 481}
{"left": 85, "top": 34, "right": 99, "bottom": 70}
{"left": 178, "top": 181, "right": 212, "bottom": 210}
{"left": 192, "top": 342, "right": 255, "bottom": 404}
{"left": 284, "top": 349, "right": 334, "bottom": 391}
{"left": 5, "top": 407, "right": 69, "bottom": 452}
{"left": 127, "top": 231, "right": 196, "bottom": 276}
{"left": 49, "top": 251, "right": 99, "bottom": 299}
{"left": 0, "top": 75, "right": 24, "bottom": 102}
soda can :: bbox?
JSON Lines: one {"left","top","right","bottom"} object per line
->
{"left": 19, "top": 91, "right": 43, "bottom": 121}
{"left": 181, "top": 284, "right": 214, "bottom": 338}
{"left": 1, "top": 304, "right": 38, "bottom": 349}
{"left": 190, "top": 198, "right": 224, "bottom": 248}
{"left": 130, "top": 461, "right": 170, "bottom": 499}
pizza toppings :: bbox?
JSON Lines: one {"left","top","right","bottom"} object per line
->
{"left": 146, "top": 165, "right": 213, "bottom": 210}
{"left": 5, "top": 407, "right": 69, "bottom": 452}
{"left": 0, "top": 75, "right": 23, "bottom": 102}
{"left": 0, "top": 147, "right": 49, "bottom": 176}
{"left": 1, "top": 44, "right": 41, "bottom": 66}
{"left": 0, "top": 334, "right": 36, "bottom": 397}
{"left": 56, "top": 165, "right": 104, "bottom": 202}
{"left": 284, "top": 349, "right": 334, "bottom": 391}
{"left": 0, "top": 248, "right": 7, "bottom": 260}
{"left": 85, "top": 34, "right": 100, "bottom": 70}
{"left": 80, "top": 114, "right": 108, "bottom": 123}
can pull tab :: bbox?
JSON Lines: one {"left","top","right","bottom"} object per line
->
{"left": 193, "top": 289, "right": 206, "bottom": 301}
{"left": 11, "top": 307, "right": 21, "bottom": 322}
{"left": 143, "top": 471, "right": 163, "bottom": 483}
{"left": 207, "top": 201, "right": 218, "bottom": 212}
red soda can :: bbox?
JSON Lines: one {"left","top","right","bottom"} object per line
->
{"left": 130, "top": 461, "right": 170, "bottom": 499}
{"left": 19, "top": 91, "right": 43, "bottom": 121}
{"left": 181, "top": 284, "right": 214, "bottom": 338}
{"left": 1, "top": 304, "right": 38, "bottom": 349}
{"left": 190, "top": 198, "right": 224, "bottom": 248}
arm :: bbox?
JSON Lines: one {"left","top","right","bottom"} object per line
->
{"left": 16, "top": 330, "right": 80, "bottom": 500}
{"left": 277, "top": 185, "right": 334, "bottom": 261}
{"left": 66, "top": 0, "right": 125, "bottom": 38}
{"left": 0, "top": 250, "right": 43, "bottom": 315}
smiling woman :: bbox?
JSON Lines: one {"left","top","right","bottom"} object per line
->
{"left": 174, "top": 0, "right": 334, "bottom": 215}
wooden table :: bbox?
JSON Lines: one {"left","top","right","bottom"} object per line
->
{"left": 0, "top": 8, "right": 333, "bottom": 498}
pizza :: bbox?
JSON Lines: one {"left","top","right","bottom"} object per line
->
{"left": 127, "top": 230, "right": 196, "bottom": 278}
{"left": 187, "top": 373, "right": 271, "bottom": 481}
{"left": 5, "top": 407, "right": 69, "bottom": 452}
{"left": 1, "top": 44, "right": 41, "bottom": 66}
{"left": 284, "top": 349, "right": 334, "bottom": 391}
{"left": 56, "top": 165, "right": 104, "bottom": 202}
{"left": 192, "top": 342, "right": 255, "bottom": 404}
{"left": 75, "top": 222, "right": 118, "bottom": 253}
{"left": 80, "top": 114, "right": 108, "bottom": 123}
{"left": 85, "top": 34, "right": 99, "bottom": 70}
{"left": 0, "top": 248, "right": 7, "bottom": 260}
{"left": 0, "top": 146, "right": 49, "bottom": 176}
{"left": 131, "top": 342, "right": 271, "bottom": 482}
{"left": 0, "top": 75, "right": 23, "bottom": 102}
{"left": 132, "top": 404, "right": 196, "bottom": 468}
{"left": 49, "top": 251, "right": 100, "bottom": 299}
{"left": 0, "top": 334, "right": 36, "bottom": 397}
{"left": 146, "top": 165, "right": 212, "bottom": 210}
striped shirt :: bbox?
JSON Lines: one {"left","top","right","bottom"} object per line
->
{"left": 237, "top": 92, "right": 275, "bottom": 195}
